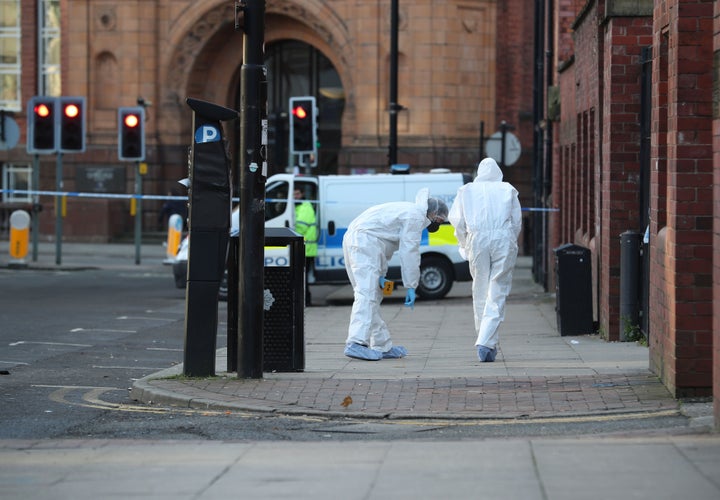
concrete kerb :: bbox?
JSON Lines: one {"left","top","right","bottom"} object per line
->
{"left": 131, "top": 374, "right": 682, "bottom": 422}
{"left": 130, "top": 345, "right": 681, "bottom": 422}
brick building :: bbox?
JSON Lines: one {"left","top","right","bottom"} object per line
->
{"left": 1, "top": 0, "right": 535, "bottom": 243}
{"left": 542, "top": 0, "right": 718, "bottom": 428}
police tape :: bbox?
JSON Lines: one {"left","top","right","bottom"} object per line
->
{"left": 0, "top": 189, "right": 559, "bottom": 211}
{"left": 1, "top": 189, "right": 193, "bottom": 202}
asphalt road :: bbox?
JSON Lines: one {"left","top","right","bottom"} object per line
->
{"left": 0, "top": 265, "right": 187, "bottom": 438}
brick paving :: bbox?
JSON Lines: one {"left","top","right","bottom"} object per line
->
{"left": 140, "top": 372, "right": 676, "bottom": 419}
{"left": 132, "top": 257, "right": 680, "bottom": 421}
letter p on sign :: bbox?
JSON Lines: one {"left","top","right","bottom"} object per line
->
{"left": 195, "top": 125, "right": 220, "bottom": 144}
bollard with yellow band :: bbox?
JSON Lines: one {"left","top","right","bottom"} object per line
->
{"left": 9, "top": 210, "right": 30, "bottom": 267}
{"left": 164, "top": 213, "right": 183, "bottom": 263}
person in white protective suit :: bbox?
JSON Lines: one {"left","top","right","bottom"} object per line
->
{"left": 448, "top": 158, "right": 522, "bottom": 362}
{"left": 342, "top": 189, "right": 449, "bottom": 361}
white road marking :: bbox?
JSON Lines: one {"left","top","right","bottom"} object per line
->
{"left": 116, "top": 316, "right": 177, "bottom": 321}
{"left": 9, "top": 341, "right": 92, "bottom": 347}
{"left": 91, "top": 365, "right": 167, "bottom": 370}
{"left": 70, "top": 328, "right": 136, "bottom": 333}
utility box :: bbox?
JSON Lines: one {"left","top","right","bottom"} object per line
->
{"left": 263, "top": 227, "right": 306, "bottom": 372}
{"left": 554, "top": 243, "right": 593, "bottom": 336}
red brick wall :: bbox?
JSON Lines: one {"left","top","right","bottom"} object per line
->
{"left": 496, "top": 0, "right": 536, "bottom": 216}
{"left": 19, "top": 0, "right": 38, "bottom": 139}
{"left": 649, "top": 0, "right": 714, "bottom": 397}
{"left": 554, "top": 3, "right": 652, "bottom": 339}
{"left": 713, "top": 0, "right": 720, "bottom": 432}
{"left": 600, "top": 17, "right": 654, "bottom": 341}
{"left": 553, "top": 3, "right": 601, "bottom": 325}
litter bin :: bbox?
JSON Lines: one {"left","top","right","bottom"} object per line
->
{"left": 263, "top": 228, "right": 305, "bottom": 372}
{"left": 554, "top": 243, "right": 593, "bottom": 336}
{"left": 226, "top": 228, "right": 305, "bottom": 373}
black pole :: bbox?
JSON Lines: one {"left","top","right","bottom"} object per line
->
{"left": 388, "top": 0, "right": 399, "bottom": 168}
{"left": 619, "top": 231, "right": 641, "bottom": 340}
{"left": 237, "top": 0, "right": 267, "bottom": 378}
{"left": 532, "top": 0, "right": 545, "bottom": 287}
{"left": 479, "top": 121, "right": 485, "bottom": 163}
{"left": 500, "top": 121, "right": 507, "bottom": 168}
{"left": 542, "top": 0, "right": 554, "bottom": 292}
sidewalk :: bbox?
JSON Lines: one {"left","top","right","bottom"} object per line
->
{"left": 0, "top": 239, "right": 706, "bottom": 423}
{"left": 0, "top": 238, "right": 171, "bottom": 271}
{"left": 131, "top": 256, "right": 690, "bottom": 422}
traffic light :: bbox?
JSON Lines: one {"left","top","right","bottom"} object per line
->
{"left": 289, "top": 96, "right": 316, "bottom": 154}
{"left": 59, "top": 96, "right": 86, "bottom": 152}
{"left": 27, "top": 96, "right": 57, "bottom": 154}
{"left": 118, "top": 106, "right": 145, "bottom": 161}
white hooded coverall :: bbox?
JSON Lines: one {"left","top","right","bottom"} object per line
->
{"left": 342, "top": 190, "right": 431, "bottom": 352}
{"left": 448, "top": 158, "right": 522, "bottom": 350}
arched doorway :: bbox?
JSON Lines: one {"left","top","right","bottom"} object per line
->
{"left": 232, "top": 40, "right": 345, "bottom": 177}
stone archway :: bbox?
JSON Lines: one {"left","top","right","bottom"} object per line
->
{"left": 159, "top": 1, "right": 353, "bottom": 152}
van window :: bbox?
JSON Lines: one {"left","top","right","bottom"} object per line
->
{"left": 265, "top": 181, "right": 289, "bottom": 221}
{"left": 294, "top": 181, "right": 317, "bottom": 205}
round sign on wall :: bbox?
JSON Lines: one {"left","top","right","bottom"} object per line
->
{"left": 0, "top": 114, "right": 20, "bottom": 150}
{"left": 484, "top": 131, "right": 521, "bottom": 166}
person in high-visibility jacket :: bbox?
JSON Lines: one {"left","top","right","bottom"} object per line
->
{"left": 294, "top": 188, "right": 318, "bottom": 306}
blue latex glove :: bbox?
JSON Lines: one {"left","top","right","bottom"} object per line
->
{"left": 379, "top": 276, "right": 388, "bottom": 289}
{"left": 404, "top": 288, "right": 416, "bottom": 309}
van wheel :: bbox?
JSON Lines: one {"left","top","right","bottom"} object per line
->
{"left": 417, "top": 256, "right": 453, "bottom": 300}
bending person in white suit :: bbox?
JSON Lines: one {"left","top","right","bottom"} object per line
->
{"left": 342, "top": 189, "right": 448, "bottom": 361}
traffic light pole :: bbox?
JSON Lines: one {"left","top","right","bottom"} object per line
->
{"left": 31, "top": 154, "right": 39, "bottom": 262}
{"left": 55, "top": 153, "right": 63, "bottom": 265}
{"left": 237, "top": 0, "right": 267, "bottom": 378}
{"left": 134, "top": 161, "right": 142, "bottom": 265}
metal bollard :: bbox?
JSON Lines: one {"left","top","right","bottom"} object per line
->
{"left": 9, "top": 210, "right": 30, "bottom": 268}
{"left": 164, "top": 213, "right": 183, "bottom": 263}
{"left": 619, "top": 231, "right": 641, "bottom": 341}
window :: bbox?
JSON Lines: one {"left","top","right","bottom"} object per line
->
{"left": 39, "top": 0, "right": 61, "bottom": 96}
{"left": 265, "top": 179, "right": 288, "bottom": 221}
{"left": 2, "top": 163, "right": 32, "bottom": 202}
{"left": 0, "top": 0, "right": 20, "bottom": 110}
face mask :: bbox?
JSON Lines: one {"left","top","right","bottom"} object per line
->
{"left": 427, "top": 221, "right": 440, "bottom": 233}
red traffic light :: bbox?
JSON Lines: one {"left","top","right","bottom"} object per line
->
{"left": 63, "top": 103, "right": 80, "bottom": 118}
{"left": 118, "top": 107, "right": 145, "bottom": 161}
{"left": 34, "top": 103, "right": 51, "bottom": 118}
{"left": 293, "top": 106, "right": 308, "bottom": 119}
{"left": 123, "top": 113, "right": 140, "bottom": 128}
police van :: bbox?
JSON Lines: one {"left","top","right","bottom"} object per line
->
{"left": 174, "top": 170, "right": 472, "bottom": 299}
{"left": 258, "top": 171, "right": 471, "bottom": 299}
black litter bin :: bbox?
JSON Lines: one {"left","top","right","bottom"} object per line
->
{"left": 554, "top": 243, "right": 593, "bottom": 336}
{"left": 262, "top": 228, "right": 305, "bottom": 372}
